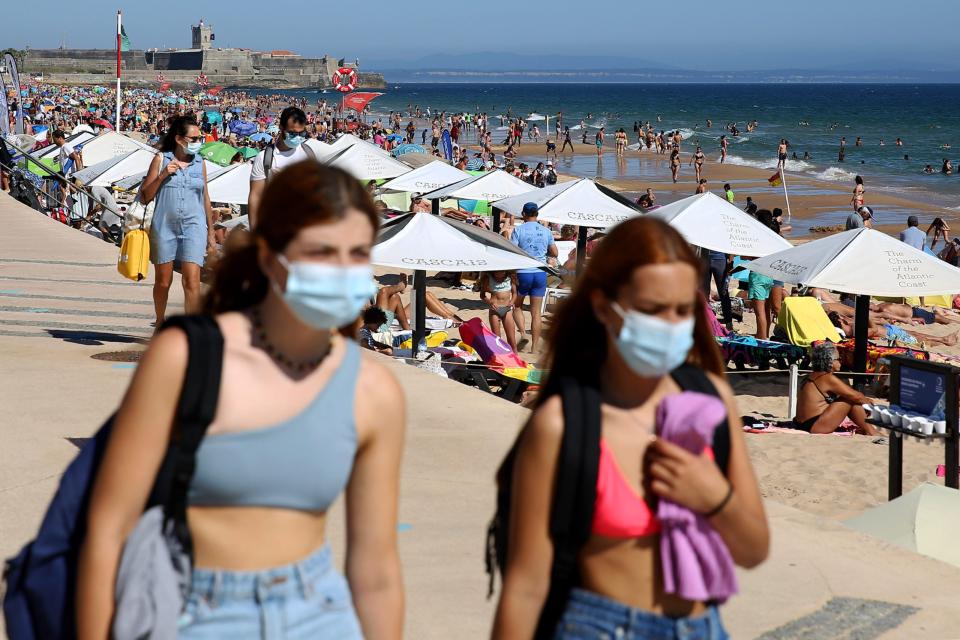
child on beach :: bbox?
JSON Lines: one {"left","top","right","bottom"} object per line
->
{"left": 480, "top": 270, "right": 519, "bottom": 352}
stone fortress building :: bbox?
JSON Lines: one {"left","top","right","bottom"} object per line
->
{"left": 22, "top": 19, "right": 385, "bottom": 89}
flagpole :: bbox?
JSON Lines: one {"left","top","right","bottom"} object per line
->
{"left": 115, "top": 10, "right": 122, "bottom": 132}
{"left": 780, "top": 167, "right": 792, "bottom": 223}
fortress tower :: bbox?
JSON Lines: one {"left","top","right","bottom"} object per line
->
{"left": 191, "top": 20, "right": 213, "bottom": 50}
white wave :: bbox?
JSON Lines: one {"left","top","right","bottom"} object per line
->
{"left": 724, "top": 155, "right": 814, "bottom": 172}
{"left": 806, "top": 166, "right": 859, "bottom": 183}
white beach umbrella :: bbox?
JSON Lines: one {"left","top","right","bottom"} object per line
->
{"left": 71, "top": 124, "right": 95, "bottom": 135}
{"left": 373, "top": 211, "right": 546, "bottom": 353}
{"left": 745, "top": 227, "right": 960, "bottom": 372}
{"left": 379, "top": 161, "right": 470, "bottom": 194}
{"left": 73, "top": 148, "right": 158, "bottom": 187}
{"left": 421, "top": 169, "right": 532, "bottom": 202}
{"left": 744, "top": 228, "right": 960, "bottom": 296}
{"left": 323, "top": 143, "right": 411, "bottom": 181}
{"left": 526, "top": 113, "right": 546, "bottom": 121}
{"left": 30, "top": 131, "right": 96, "bottom": 161}
{"left": 650, "top": 192, "right": 792, "bottom": 257}
{"left": 207, "top": 162, "right": 252, "bottom": 205}
{"left": 327, "top": 133, "right": 367, "bottom": 153}
{"left": 493, "top": 178, "right": 642, "bottom": 229}
{"left": 78, "top": 131, "right": 155, "bottom": 166}
{"left": 304, "top": 138, "right": 335, "bottom": 159}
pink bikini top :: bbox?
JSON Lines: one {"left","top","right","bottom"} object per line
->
{"left": 592, "top": 439, "right": 713, "bottom": 539}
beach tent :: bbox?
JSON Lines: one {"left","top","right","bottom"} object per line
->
{"left": 72, "top": 148, "right": 158, "bottom": 188}
{"left": 494, "top": 178, "right": 643, "bottom": 273}
{"left": 379, "top": 161, "right": 469, "bottom": 194}
{"left": 322, "top": 143, "right": 411, "bottom": 181}
{"left": 649, "top": 192, "right": 792, "bottom": 257}
{"left": 744, "top": 228, "right": 960, "bottom": 372}
{"left": 206, "top": 162, "right": 252, "bottom": 205}
{"left": 373, "top": 211, "right": 545, "bottom": 355}
{"left": 845, "top": 483, "right": 960, "bottom": 569}
{"left": 199, "top": 141, "right": 239, "bottom": 166}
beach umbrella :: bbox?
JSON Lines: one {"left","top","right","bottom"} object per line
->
{"left": 328, "top": 133, "right": 367, "bottom": 153}
{"left": 465, "top": 158, "right": 485, "bottom": 171}
{"left": 228, "top": 120, "right": 257, "bottom": 137}
{"left": 386, "top": 134, "right": 405, "bottom": 143}
{"left": 206, "top": 162, "right": 252, "bottom": 205}
{"left": 205, "top": 111, "right": 223, "bottom": 124}
{"left": 323, "top": 143, "right": 411, "bottom": 181}
{"left": 373, "top": 211, "right": 546, "bottom": 354}
{"left": 248, "top": 132, "right": 273, "bottom": 143}
{"left": 71, "top": 123, "right": 95, "bottom": 135}
{"left": 266, "top": 124, "right": 279, "bottom": 135}
{"left": 744, "top": 227, "right": 960, "bottom": 372}
{"left": 526, "top": 113, "right": 546, "bottom": 121}
{"left": 391, "top": 143, "right": 426, "bottom": 157}
{"left": 237, "top": 146, "right": 259, "bottom": 160}
{"left": 495, "top": 178, "right": 643, "bottom": 273}
{"left": 89, "top": 118, "right": 114, "bottom": 130}
{"left": 199, "top": 141, "right": 240, "bottom": 166}
{"left": 379, "top": 161, "right": 469, "bottom": 194}
{"left": 422, "top": 169, "right": 532, "bottom": 203}
{"left": 74, "top": 131, "right": 155, "bottom": 167}
{"left": 72, "top": 148, "right": 157, "bottom": 187}
{"left": 845, "top": 483, "right": 960, "bottom": 568}
{"left": 649, "top": 192, "right": 792, "bottom": 257}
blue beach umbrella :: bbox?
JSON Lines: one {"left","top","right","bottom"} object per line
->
{"left": 391, "top": 143, "right": 425, "bottom": 157}
{"left": 466, "top": 158, "right": 485, "bottom": 171}
{"left": 386, "top": 133, "right": 405, "bottom": 143}
{"left": 249, "top": 132, "right": 273, "bottom": 143}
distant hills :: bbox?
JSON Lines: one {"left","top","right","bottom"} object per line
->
{"left": 367, "top": 53, "right": 960, "bottom": 83}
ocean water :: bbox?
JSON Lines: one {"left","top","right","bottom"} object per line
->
{"left": 261, "top": 83, "right": 960, "bottom": 207}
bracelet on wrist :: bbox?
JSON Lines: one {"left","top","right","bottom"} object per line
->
{"left": 703, "top": 482, "right": 734, "bottom": 519}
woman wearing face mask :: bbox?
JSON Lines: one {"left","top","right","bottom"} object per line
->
{"left": 78, "top": 162, "right": 406, "bottom": 639}
{"left": 493, "top": 217, "right": 768, "bottom": 640}
{"left": 141, "top": 115, "right": 215, "bottom": 325}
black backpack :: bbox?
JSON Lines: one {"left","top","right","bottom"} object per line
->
{"left": 485, "top": 365, "right": 730, "bottom": 639}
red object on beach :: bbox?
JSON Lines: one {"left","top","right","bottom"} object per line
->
{"left": 159, "top": 82, "right": 171, "bottom": 91}
{"left": 208, "top": 85, "right": 223, "bottom": 95}
{"left": 90, "top": 118, "right": 114, "bottom": 130}
{"left": 196, "top": 73, "right": 209, "bottom": 87}
{"left": 156, "top": 73, "right": 165, "bottom": 83}
{"left": 343, "top": 92, "right": 383, "bottom": 113}
{"left": 332, "top": 67, "right": 357, "bottom": 93}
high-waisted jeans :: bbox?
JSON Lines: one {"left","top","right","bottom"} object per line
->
{"left": 553, "top": 589, "right": 729, "bottom": 640}
{"left": 177, "top": 544, "right": 363, "bottom": 639}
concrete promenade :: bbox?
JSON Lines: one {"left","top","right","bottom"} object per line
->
{"left": 2, "top": 190, "right": 960, "bottom": 638}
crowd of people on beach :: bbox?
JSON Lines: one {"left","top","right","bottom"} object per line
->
{"left": 8, "top": 78, "right": 960, "bottom": 639}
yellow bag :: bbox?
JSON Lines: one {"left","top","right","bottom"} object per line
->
{"left": 399, "top": 331, "right": 448, "bottom": 350}
{"left": 118, "top": 229, "right": 150, "bottom": 281}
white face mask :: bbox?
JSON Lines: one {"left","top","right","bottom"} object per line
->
{"left": 273, "top": 256, "right": 376, "bottom": 330}
{"left": 610, "top": 302, "right": 695, "bottom": 377}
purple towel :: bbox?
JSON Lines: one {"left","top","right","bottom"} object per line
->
{"left": 656, "top": 391, "right": 738, "bottom": 603}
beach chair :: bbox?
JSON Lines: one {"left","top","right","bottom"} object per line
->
{"left": 541, "top": 287, "right": 572, "bottom": 315}
{"left": 705, "top": 295, "right": 806, "bottom": 370}
{"left": 777, "top": 296, "right": 840, "bottom": 349}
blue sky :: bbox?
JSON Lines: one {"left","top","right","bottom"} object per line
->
{"left": 4, "top": 0, "right": 957, "bottom": 71}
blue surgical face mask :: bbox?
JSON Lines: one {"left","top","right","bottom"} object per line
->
{"left": 185, "top": 141, "right": 203, "bottom": 155}
{"left": 274, "top": 256, "right": 376, "bottom": 330}
{"left": 610, "top": 302, "right": 695, "bottom": 377}
{"left": 284, "top": 132, "right": 306, "bottom": 147}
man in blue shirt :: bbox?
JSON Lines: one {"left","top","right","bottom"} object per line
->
{"left": 510, "top": 202, "right": 557, "bottom": 353}
{"left": 899, "top": 215, "right": 926, "bottom": 251}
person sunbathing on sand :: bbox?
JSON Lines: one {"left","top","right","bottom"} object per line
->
{"left": 376, "top": 275, "right": 464, "bottom": 329}
{"left": 794, "top": 342, "right": 878, "bottom": 435}
{"left": 830, "top": 312, "right": 959, "bottom": 348}
{"left": 871, "top": 302, "right": 960, "bottom": 326}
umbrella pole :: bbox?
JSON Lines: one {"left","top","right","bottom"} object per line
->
{"left": 492, "top": 207, "right": 501, "bottom": 234}
{"left": 575, "top": 226, "right": 588, "bottom": 276}
{"left": 853, "top": 294, "right": 870, "bottom": 383}
{"left": 413, "top": 270, "right": 427, "bottom": 356}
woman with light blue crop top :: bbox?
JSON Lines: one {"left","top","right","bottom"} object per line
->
{"left": 78, "top": 162, "right": 406, "bottom": 639}
{"left": 140, "top": 115, "right": 216, "bottom": 325}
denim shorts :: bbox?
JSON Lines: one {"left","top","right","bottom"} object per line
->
{"left": 517, "top": 271, "right": 548, "bottom": 298}
{"left": 177, "top": 544, "right": 363, "bottom": 640}
{"left": 553, "top": 589, "right": 729, "bottom": 640}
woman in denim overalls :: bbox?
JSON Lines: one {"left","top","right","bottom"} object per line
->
{"left": 140, "top": 115, "right": 214, "bottom": 324}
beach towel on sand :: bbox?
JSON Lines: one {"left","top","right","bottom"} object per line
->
{"left": 656, "top": 392, "right": 738, "bottom": 603}
{"left": 777, "top": 296, "right": 839, "bottom": 348}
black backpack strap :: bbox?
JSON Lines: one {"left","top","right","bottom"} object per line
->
{"left": 263, "top": 144, "right": 275, "bottom": 180}
{"left": 670, "top": 364, "right": 730, "bottom": 474}
{"left": 157, "top": 315, "right": 224, "bottom": 543}
{"left": 535, "top": 379, "right": 601, "bottom": 639}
